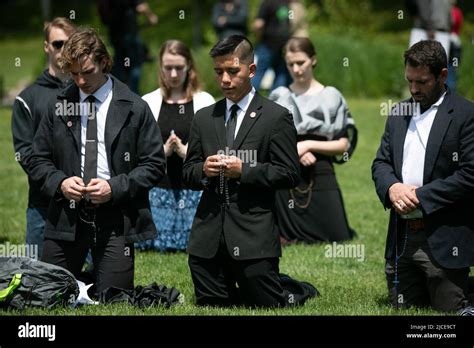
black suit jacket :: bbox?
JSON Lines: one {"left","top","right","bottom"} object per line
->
{"left": 31, "top": 76, "right": 166, "bottom": 243}
{"left": 183, "top": 93, "right": 300, "bottom": 260}
{"left": 372, "top": 89, "right": 474, "bottom": 269}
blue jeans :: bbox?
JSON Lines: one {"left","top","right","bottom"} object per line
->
{"left": 252, "top": 43, "right": 291, "bottom": 92}
{"left": 26, "top": 207, "right": 47, "bottom": 259}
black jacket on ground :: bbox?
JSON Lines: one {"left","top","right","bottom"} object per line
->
{"left": 11, "top": 70, "right": 69, "bottom": 208}
{"left": 30, "top": 76, "right": 166, "bottom": 243}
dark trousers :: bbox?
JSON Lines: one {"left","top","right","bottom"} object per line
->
{"left": 42, "top": 206, "right": 134, "bottom": 295}
{"left": 386, "top": 226, "right": 469, "bottom": 312}
{"left": 188, "top": 234, "right": 290, "bottom": 308}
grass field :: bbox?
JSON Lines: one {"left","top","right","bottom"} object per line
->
{"left": 0, "top": 97, "right": 441, "bottom": 316}
{"left": 0, "top": 36, "right": 44, "bottom": 93}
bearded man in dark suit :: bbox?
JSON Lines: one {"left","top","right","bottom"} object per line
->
{"left": 372, "top": 40, "right": 474, "bottom": 313}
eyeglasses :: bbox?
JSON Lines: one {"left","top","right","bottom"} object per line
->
{"left": 162, "top": 65, "right": 188, "bottom": 74}
{"left": 51, "top": 40, "right": 65, "bottom": 49}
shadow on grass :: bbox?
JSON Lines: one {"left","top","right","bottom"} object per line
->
{"left": 375, "top": 293, "right": 391, "bottom": 309}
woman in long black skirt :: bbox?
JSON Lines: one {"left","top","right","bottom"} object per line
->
{"left": 269, "top": 37, "right": 357, "bottom": 243}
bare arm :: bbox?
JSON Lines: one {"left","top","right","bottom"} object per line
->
{"left": 297, "top": 137, "right": 349, "bottom": 157}
{"left": 136, "top": 2, "right": 158, "bottom": 25}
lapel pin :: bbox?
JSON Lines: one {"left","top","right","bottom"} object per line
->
{"left": 250, "top": 112, "right": 256, "bottom": 118}
{"left": 67, "top": 121, "right": 73, "bottom": 128}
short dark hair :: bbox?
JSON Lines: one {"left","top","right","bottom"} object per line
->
{"left": 404, "top": 40, "right": 447, "bottom": 78}
{"left": 209, "top": 35, "right": 254, "bottom": 63}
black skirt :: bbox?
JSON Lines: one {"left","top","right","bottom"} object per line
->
{"left": 275, "top": 156, "right": 355, "bottom": 243}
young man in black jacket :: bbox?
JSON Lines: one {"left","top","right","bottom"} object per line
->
{"left": 30, "top": 28, "right": 165, "bottom": 294}
{"left": 11, "top": 17, "right": 77, "bottom": 259}
{"left": 183, "top": 35, "right": 316, "bottom": 307}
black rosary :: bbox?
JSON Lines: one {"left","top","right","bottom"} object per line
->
{"left": 219, "top": 158, "right": 230, "bottom": 208}
{"left": 393, "top": 226, "right": 408, "bottom": 309}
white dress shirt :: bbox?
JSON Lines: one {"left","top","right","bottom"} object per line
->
{"left": 402, "top": 92, "right": 446, "bottom": 188}
{"left": 79, "top": 76, "right": 113, "bottom": 181}
{"left": 225, "top": 87, "right": 256, "bottom": 140}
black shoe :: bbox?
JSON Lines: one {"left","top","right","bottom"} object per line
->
{"left": 280, "top": 273, "right": 320, "bottom": 306}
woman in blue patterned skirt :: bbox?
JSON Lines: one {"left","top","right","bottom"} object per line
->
{"left": 136, "top": 40, "right": 215, "bottom": 251}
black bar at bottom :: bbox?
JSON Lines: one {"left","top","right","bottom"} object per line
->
{"left": 0, "top": 315, "right": 473, "bottom": 346}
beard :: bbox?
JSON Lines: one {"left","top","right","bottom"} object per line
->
{"left": 418, "top": 81, "right": 445, "bottom": 110}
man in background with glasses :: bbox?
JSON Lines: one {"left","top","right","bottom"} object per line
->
{"left": 11, "top": 17, "right": 77, "bottom": 259}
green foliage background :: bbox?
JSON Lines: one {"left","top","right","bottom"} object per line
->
{"left": 0, "top": 0, "right": 472, "bottom": 99}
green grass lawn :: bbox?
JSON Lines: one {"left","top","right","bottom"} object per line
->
{"left": 0, "top": 36, "right": 44, "bottom": 93}
{"left": 0, "top": 98, "right": 441, "bottom": 316}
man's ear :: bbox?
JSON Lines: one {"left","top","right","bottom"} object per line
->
{"left": 44, "top": 41, "right": 49, "bottom": 55}
{"left": 249, "top": 63, "right": 256, "bottom": 79}
{"left": 100, "top": 58, "right": 107, "bottom": 73}
{"left": 440, "top": 67, "right": 448, "bottom": 84}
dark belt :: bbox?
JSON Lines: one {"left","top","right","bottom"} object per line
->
{"left": 406, "top": 218, "right": 424, "bottom": 231}
{"left": 78, "top": 200, "right": 120, "bottom": 223}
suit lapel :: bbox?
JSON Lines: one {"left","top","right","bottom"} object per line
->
{"left": 393, "top": 101, "right": 412, "bottom": 178}
{"left": 212, "top": 99, "right": 227, "bottom": 150}
{"left": 233, "top": 93, "right": 263, "bottom": 150}
{"left": 103, "top": 77, "right": 133, "bottom": 160}
{"left": 104, "top": 98, "right": 132, "bottom": 157}
{"left": 423, "top": 93, "right": 453, "bottom": 184}
{"left": 57, "top": 86, "right": 81, "bottom": 151}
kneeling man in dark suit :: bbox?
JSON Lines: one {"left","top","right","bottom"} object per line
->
{"left": 372, "top": 40, "right": 474, "bottom": 312}
{"left": 31, "top": 28, "right": 166, "bottom": 294}
{"left": 183, "top": 35, "right": 316, "bottom": 308}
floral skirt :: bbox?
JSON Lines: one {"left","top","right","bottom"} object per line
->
{"left": 135, "top": 187, "right": 202, "bottom": 252}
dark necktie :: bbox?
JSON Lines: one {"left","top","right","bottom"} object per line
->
{"left": 226, "top": 104, "right": 239, "bottom": 148}
{"left": 83, "top": 95, "right": 97, "bottom": 186}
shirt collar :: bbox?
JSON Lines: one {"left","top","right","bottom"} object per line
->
{"left": 432, "top": 91, "right": 446, "bottom": 108}
{"left": 413, "top": 91, "right": 446, "bottom": 117}
{"left": 79, "top": 75, "right": 112, "bottom": 103}
{"left": 226, "top": 87, "right": 256, "bottom": 114}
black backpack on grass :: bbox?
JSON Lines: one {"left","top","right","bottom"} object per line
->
{"left": 0, "top": 257, "right": 79, "bottom": 310}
